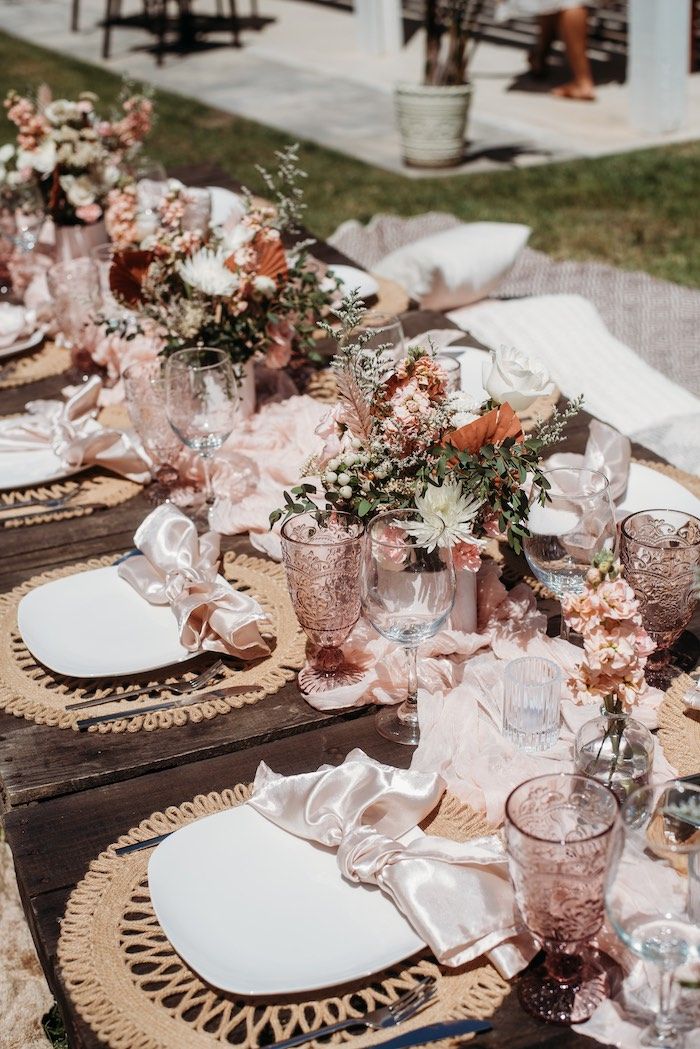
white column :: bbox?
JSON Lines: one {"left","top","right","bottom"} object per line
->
{"left": 354, "top": 0, "right": 402, "bottom": 55}
{"left": 628, "top": 0, "right": 691, "bottom": 134}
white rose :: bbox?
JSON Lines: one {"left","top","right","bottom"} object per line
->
{"left": 482, "top": 346, "right": 551, "bottom": 411}
{"left": 44, "top": 99, "right": 82, "bottom": 125}
{"left": 60, "top": 174, "right": 97, "bottom": 207}
{"left": 221, "top": 222, "right": 256, "bottom": 253}
{"left": 17, "top": 139, "right": 57, "bottom": 175}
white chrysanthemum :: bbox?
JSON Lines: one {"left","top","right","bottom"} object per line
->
{"left": 17, "top": 139, "right": 57, "bottom": 175}
{"left": 178, "top": 248, "right": 239, "bottom": 297}
{"left": 403, "top": 479, "right": 484, "bottom": 552}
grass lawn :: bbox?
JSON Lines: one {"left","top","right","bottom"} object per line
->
{"left": 0, "top": 30, "right": 698, "bottom": 287}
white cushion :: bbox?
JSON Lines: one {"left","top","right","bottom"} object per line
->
{"left": 373, "top": 222, "right": 531, "bottom": 310}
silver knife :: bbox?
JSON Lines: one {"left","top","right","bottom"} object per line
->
{"left": 2, "top": 502, "right": 106, "bottom": 526}
{"left": 361, "top": 1020, "right": 491, "bottom": 1049}
{"left": 76, "top": 687, "right": 231, "bottom": 731}
{"left": 269, "top": 1018, "right": 492, "bottom": 1049}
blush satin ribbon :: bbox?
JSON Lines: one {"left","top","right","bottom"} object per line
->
{"left": 545, "top": 418, "right": 631, "bottom": 504}
{"left": 248, "top": 749, "right": 536, "bottom": 979}
{"left": 0, "top": 375, "right": 151, "bottom": 483}
{"left": 118, "top": 503, "right": 271, "bottom": 660}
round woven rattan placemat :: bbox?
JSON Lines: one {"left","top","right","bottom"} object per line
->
{"left": 658, "top": 673, "right": 700, "bottom": 776}
{"left": 0, "top": 472, "right": 141, "bottom": 529}
{"left": 0, "top": 339, "right": 69, "bottom": 390}
{"left": 57, "top": 788, "right": 509, "bottom": 1049}
{"left": 0, "top": 551, "right": 305, "bottom": 733}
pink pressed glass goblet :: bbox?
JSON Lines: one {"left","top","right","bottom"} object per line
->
{"left": 620, "top": 509, "right": 700, "bottom": 687}
{"left": 123, "top": 360, "right": 182, "bottom": 503}
{"left": 281, "top": 511, "right": 365, "bottom": 693}
{"left": 505, "top": 773, "right": 619, "bottom": 1025}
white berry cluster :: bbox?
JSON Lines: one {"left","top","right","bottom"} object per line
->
{"left": 322, "top": 437, "right": 374, "bottom": 502}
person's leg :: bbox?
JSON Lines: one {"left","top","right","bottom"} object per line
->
{"left": 529, "top": 12, "right": 558, "bottom": 77}
{"left": 552, "top": 5, "right": 596, "bottom": 100}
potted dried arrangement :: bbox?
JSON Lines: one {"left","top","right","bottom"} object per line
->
{"left": 395, "top": 0, "right": 485, "bottom": 168}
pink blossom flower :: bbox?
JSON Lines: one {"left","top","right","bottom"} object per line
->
{"left": 265, "top": 318, "right": 295, "bottom": 370}
{"left": 75, "top": 203, "right": 102, "bottom": 225}
{"left": 452, "top": 541, "right": 482, "bottom": 572}
{"left": 91, "top": 329, "right": 163, "bottom": 383}
{"left": 314, "top": 404, "right": 343, "bottom": 469}
{"left": 596, "top": 578, "right": 640, "bottom": 622}
{"left": 584, "top": 623, "right": 638, "bottom": 674}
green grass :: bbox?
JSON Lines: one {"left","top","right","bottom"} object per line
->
{"left": 1, "top": 30, "right": 699, "bottom": 286}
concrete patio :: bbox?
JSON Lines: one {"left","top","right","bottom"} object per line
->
{"left": 0, "top": 0, "right": 699, "bottom": 175}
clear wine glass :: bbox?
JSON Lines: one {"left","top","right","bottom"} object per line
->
{"left": 123, "top": 360, "right": 182, "bottom": 503}
{"left": 361, "top": 508, "right": 456, "bottom": 746}
{"left": 46, "top": 258, "right": 102, "bottom": 374}
{"left": 164, "top": 347, "right": 238, "bottom": 524}
{"left": 345, "top": 311, "right": 405, "bottom": 365}
{"left": 0, "top": 179, "right": 45, "bottom": 254}
{"left": 605, "top": 780, "right": 700, "bottom": 1049}
{"left": 524, "top": 467, "right": 616, "bottom": 638}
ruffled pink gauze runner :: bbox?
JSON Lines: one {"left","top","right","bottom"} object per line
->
{"left": 248, "top": 748, "right": 536, "bottom": 979}
{"left": 118, "top": 503, "right": 270, "bottom": 660}
{"left": 0, "top": 375, "right": 151, "bottom": 483}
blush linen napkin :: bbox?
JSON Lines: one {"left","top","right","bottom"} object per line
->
{"left": 0, "top": 375, "right": 151, "bottom": 483}
{"left": 118, "top": 503, "right": 270, "bottom": 660}
{"left": 248, "top": 748, "right": 536, "bottom": 980}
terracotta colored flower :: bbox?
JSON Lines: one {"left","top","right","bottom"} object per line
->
{"left": 250, "top": 230, "right": 287, "bottom": 284}
{"left": 446, "top": 403, "right": 523, "bottom": 455}
{"left": 109, "top": 249, "right": 155, "bottom": 306}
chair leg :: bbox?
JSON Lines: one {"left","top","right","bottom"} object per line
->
{"left": 250, "top": 0, "right": 258, "bottom": 17}
{"left": 71, "top": 0, "right": 80, "bottom": 32}
{"left": 216, "top": 0, "right": 223, "bottom": 16}
{"left": 228, "top": 0, "right": 241, "bottom": 46}
{"left": 157, "top": 0, "right": 167, "bottom": 65}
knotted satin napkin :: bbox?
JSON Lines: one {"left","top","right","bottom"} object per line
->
{"left": 118, "top": 504, "right": 271, "bottom": 660}
{"left": 248, "top": 749, "right": 536, "bottom": 979}
{"left": 545, "top": 418, "right": 631, "bottom": 504}
{"left": 0, "top": 376, "right": 150, "bottom": 483}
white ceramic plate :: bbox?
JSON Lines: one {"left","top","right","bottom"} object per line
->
{"left": 0, "top": 414, "right": 90, "bottom": 492}
{"left": 207, "top": 185, "right": 245, "bottom": 228}
{"left": 149, "top": 804, "right": 424, "bottom": 996}
{"left": 0, "top": 327, "right": 46, "bottom": 361}
{"left": 327, "top": 263, "right": 380, "bottom": 302}
{"left": 17, "top": 563, "right": 193, "bottom": 677}
{"left": 619, "top": 461, "right": 700, "bottom": 519}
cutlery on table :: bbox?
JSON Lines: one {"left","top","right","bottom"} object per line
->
{"left": 1, "top": 502, "right": 107, "bottom": 526}
{"left": 264, "top": 977, "right": 438, "bottom": 1049}
{"left": 362, "top": 1018, "right": 492, "bottom": 1049}
{"left": 67, "top": 659, "right": 227, "bottom": 712}
{"left": 76, "top": 680, "right": 234, "bottom": 730}
{"left": 0, "top": 489, "right": 84, "bottom": 514}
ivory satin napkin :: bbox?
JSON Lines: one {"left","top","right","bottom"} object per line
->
{"left": 248, "top": 749, "right": 536, "bottom": 979}
{"left": 545, "top": 418, "right": 631, "bottom": 505}
{"left": 0, "top": 375, "right": 150, "bottom": 483}
{"left": 118, "top": 504, "right": 271, "bottom": 660}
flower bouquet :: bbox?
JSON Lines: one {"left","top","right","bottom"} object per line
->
{"left": 566, "top": 550, "right": 656, "bottom": 799}
{"left": 273, "top": 295, "right": 579, "bottom": 563}
{"left": 3, "top": 82, "right": 153, "bottom": 236}
{"left": 106, "top": 146, "right": 335, "bottom": 378}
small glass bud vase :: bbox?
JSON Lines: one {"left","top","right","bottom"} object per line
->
{"left": 574, "top": 704, "right": 654, "bottom": 802}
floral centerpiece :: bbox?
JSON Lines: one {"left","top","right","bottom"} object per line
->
{"left": 566, "top": 550, "right": 656, "bottom": 799}
{"left": 272, "top": 295, "right": 580, "bottom": 580}
{"left": 3, "top": 82, "right": 153, "bottom": 230}
{"left": 106, "top": 146, "right": 334, "bottom": 376}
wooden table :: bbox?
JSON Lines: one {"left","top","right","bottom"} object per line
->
{"left": 0, "top": 188, "right": 687, "bottom": 1046}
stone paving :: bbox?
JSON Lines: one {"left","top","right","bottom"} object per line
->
{"left": 0, "top": 0, "right": 699, "bottom": 175}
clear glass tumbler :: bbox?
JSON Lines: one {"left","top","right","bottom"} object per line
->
{"left": 502, "top": 656, "right": 562, "bottom": 752}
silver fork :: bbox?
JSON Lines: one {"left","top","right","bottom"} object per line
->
{"left": 266, "top": 977, "right": 437, "bottom": 1049}
{"left": 0, "top": 489, "right": 83, "bottom": 514}
{"left": 65, "top": 659, "right": 227, "bottom": 711}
